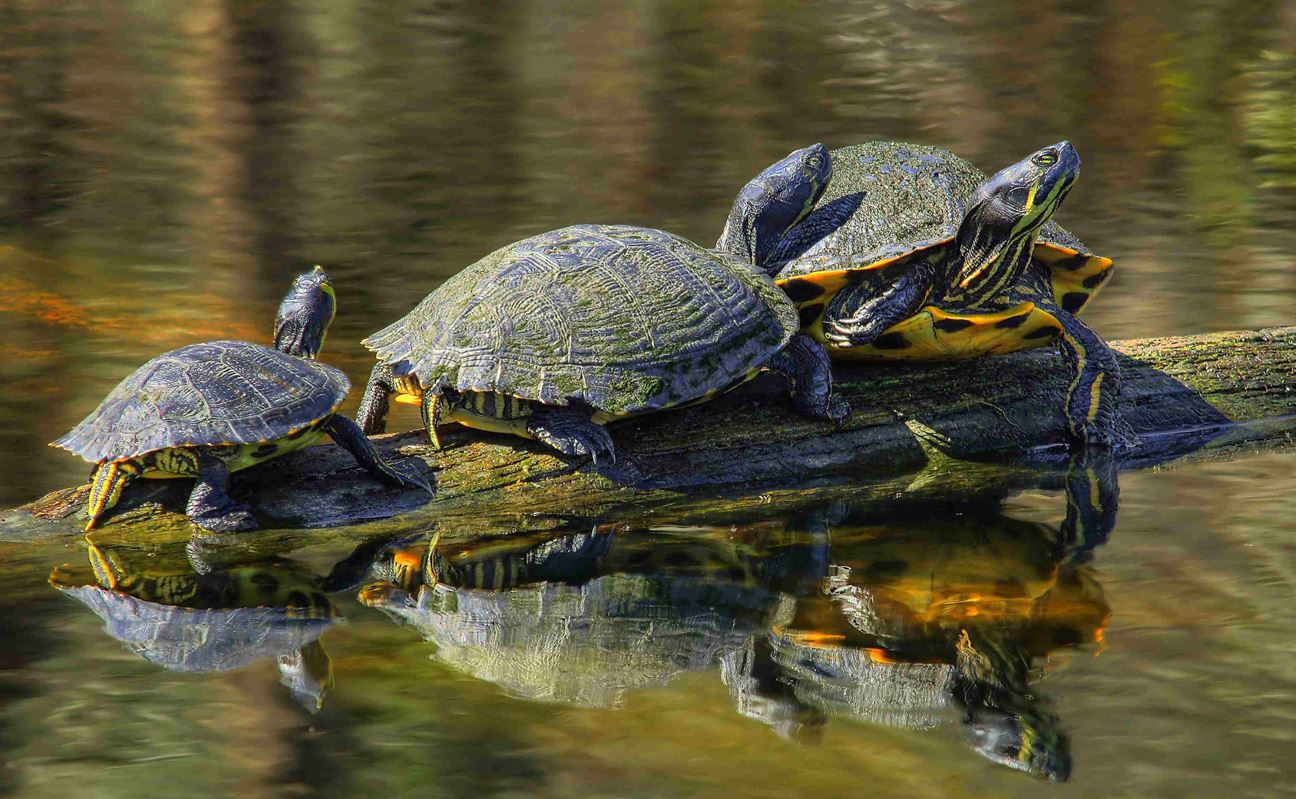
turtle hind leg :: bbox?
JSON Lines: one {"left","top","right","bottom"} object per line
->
{"left": 766, "top": 334, "right": 850, "bottom": 423}
{"left": 1051, "top": 307, "right": 1123, "bottom": 450}
{"left": 526, "top": 405, "right": 616, "bottom": 465}
{"left": 357, "top": 362, "right": 397, "bottom": 435}
{"left": 324, "top": 414, "right": 434, "bottom": 495}
{"left": 186, "top": 451, "right": 256, "bottom": 532}
{"left": 84, "top": 460, "right": 142, "bottom": 531}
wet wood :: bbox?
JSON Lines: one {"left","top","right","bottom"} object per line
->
{"left": 3, "top": 326, "right": 1294, "bottom": 543}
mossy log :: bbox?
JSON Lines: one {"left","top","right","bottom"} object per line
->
{"left": 3, "top": 326, "right": 1294, "bottom": 545}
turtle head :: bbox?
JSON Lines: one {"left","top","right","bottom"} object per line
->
{"left": 954, "top": 142, "right": 1080, "bottom": 293}
{"left": 277, "top": 639, "right": 335, "bottom": 713}
{"left": 367, "top": 541, "right": 435, "bottom": 594}
{"left": 718, "top": 143, "right": 831, "bottom": 273}
{"left": 963, "top": 703, "right": 1073, "bottom": 782}
{"left": 955, "top": 628, "right": 1073, "bottom": 781}
{"left": 273, "top": 266, "right": 336, "bottom": 359}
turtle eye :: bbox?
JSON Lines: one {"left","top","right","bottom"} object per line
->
{"left": 1033, "top": 150, "right": 1058, "bottom": 167}
{"left": 805, "top": 153, "right": 823, "bottom": 171}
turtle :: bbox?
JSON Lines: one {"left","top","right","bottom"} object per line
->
{"left": 52, "top": 266, "right": 431, "bottom": 532}
{"left": 761, "top": 490, "right": 1115, "bottom": 782}
{"left": 48, "top": 541, "right": 340, "bottom": 711}
{"left": 757, "top": 140, "right": 1120, "bottom": 448}
{"left": 359, "top": 526, "right": 807, "bottom": 709}
{"left": 48, "top": 534, "right": 413, "bottom": 711}
{"left": 355, "top": 144, "right": 849, "bottom": 463}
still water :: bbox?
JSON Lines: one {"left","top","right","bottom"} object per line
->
{"left": 1, "top": 0, "right": 1294, "bottom": 796}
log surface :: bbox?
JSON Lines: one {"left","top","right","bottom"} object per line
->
{"left": 3, "top": 326, "right": 1294, "bottom": 543}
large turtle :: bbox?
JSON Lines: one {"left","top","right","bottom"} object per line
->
{"left": 356, "top": 145, "right": 848, "bottom": 463}
{"left": 52, "top": 267, "right": 430, "bottom": 532}
{"left": 755, "top": 141, "right": 1119, "bottom": 448}
{"left": 359, "top": 527, "right": 814, "bottom": 709}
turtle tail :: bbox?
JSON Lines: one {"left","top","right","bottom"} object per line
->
{"left": 85, "top": 460, "right": 141, "bottom": 531}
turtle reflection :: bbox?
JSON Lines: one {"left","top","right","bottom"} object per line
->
{"left": 48, "top": 536, "right": 400, "bottom": 712}
{"left": 768, "top": 503, "right": 1110, "bottom": 782}
{"left": 363, "top": 463, "right": 1114, "bottom": 781}
{"left": 362, "top": 528, "right": 822, "bottom": 708}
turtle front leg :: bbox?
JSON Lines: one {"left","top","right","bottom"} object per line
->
{"left": 822, "top": 261, "right": 935, "bottom": 347}
{"left": 526, "top": 405, "right": 616, "bottom": 465}
{"left": 766, "top": 334, "right": 850, "bottom": 422}
{"left": 357, "top": 362, "right": 396, "bottom": 435}
{"left": 186, "top": 451, "right": 256, "bottom": 532}
{"left": 324, "top": 415, "right": 434, "bottom": 495}
{"left": 1050, "top": 307, "right": 1122, "bottom": 450}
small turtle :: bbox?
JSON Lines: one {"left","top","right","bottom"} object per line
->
{"left": 764, "top": 141, "right": 1119, "bottom": 448}
{"left": 49, "top": 541, "right": 340, "bottom": 711}
{"left": 356, "top": 145, "right": 848, "bottom": 463}
{"left": 52, "top": 267, "right": 431, "bottom": 532}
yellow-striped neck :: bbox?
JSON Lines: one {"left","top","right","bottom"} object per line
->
{"left": 952, "top": 228, "right": 1040, "bottom": 308}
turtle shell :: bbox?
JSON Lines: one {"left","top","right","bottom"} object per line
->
{"left": 364, "top": 574, "right": 773, "bottom": 708}
{"left": 364, "top": 224, "right": 798, "bottom": 416}
{"left": 775, "top": 141, "right": 1113, "bottom": 318}
{"left": 53, "top": 340, "right": 348, "bottom": 463}
{"left": 54, "top": 584, "right": 337, "bottom": 673}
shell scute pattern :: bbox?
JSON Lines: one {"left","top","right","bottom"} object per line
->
{"left": 54, "top": 341, "right": 348, "bottom": 463}
{"left": 365, "top": 225, "right": 798, "bottom": 415}
{"left": 776, "top": 141, "right": 1098, "bottom": 283}
{"left": 58, "top": 584, "right": 336, "bottom": 672}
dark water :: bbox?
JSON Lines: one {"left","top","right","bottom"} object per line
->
{"left": 0, "top": 0, "right": 1294, "bottom": 796}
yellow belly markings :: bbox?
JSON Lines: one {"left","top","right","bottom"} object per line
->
{"left": 139, "top": 429, "right": 328, "bottom": 479}
{"left": 391, "top": 369, "right": 764, "bottom": 439}
{"left": 825, "top": 302, "right": 1064, "bottom": 362}
{"left": 395, "top": 388, "right": 539, "bottom": 438}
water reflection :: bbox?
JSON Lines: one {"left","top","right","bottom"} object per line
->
{"left": 47, "top": 535, "right": 405, "bottom": 712}
{"left": 769, "top": 504, "right": 1109, "bottom": 782}
{"left": 361, "top": 528, "right": 805, "bottom": 708}
{"left": 3, "top": 0, "right": 1296, "bottom": 506}
{"left": 360, "top": 462, "right": 1115, "bottom": 781}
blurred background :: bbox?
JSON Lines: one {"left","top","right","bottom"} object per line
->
{"left": 2, "top": 0, "right": 1295, "bottom": 503}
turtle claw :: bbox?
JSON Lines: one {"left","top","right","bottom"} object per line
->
{"left": 1068, "top": 414, "right": 1137, "bottom": 455}
{"left": 527, "top": 408, "right": 617, "bottom": 466}
{"left": 823, "top": 315, "right": 879, "bottom": 347}
{"left": 824, "top": 309, "right": 902, "bottom": 348}
{"left": 537, "top": 425, "right": 617, "bottom": 466}
{"left": 190, "top": 504, "right": 257, "bottom": 533}
{"left": 584, "top": 425, "right": 617, "bottom": 466}
{"left": 824, "top": 394, "right": 852, "bottom": 424}
{"left": 381, "top": 458, "right": 434, "bottom": 495}
{"left": 798, "top": 392, "right": 851, "bottom": 425}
